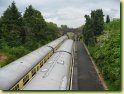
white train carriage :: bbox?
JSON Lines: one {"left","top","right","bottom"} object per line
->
{"left": 0, "top": 35, "right": 68, "bottom": 90}
{"left": 23, "top": 39, "right": 74, "bottom": 90}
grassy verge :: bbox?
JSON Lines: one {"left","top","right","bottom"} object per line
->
{"left": 0, "top": 46, "right": 30, "bottom": 67}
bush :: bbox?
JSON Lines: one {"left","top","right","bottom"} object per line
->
{"left": 87, "top": 19, "right": 120, "bottom": 90}
{"left": 0, "top": 45, "right": 30, "bottom": 67}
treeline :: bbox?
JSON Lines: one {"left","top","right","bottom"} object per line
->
{"left": 0, "top": 2, "right": 58, "bottom": 50}
{"left": 82, "top": 9, "right": 120, "bottom": 90}
{"left": 0, "top": 2, "right": 58, "bottom": 67}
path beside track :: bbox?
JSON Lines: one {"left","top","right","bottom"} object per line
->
{"left": 72, "top": 41, "right": 104, "bottom": 90}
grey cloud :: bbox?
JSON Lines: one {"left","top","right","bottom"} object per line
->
{"left": 0, "top": 0, "right": 120, "bottom": 28}
{"left": 103, "top": 8, "right": 120, "bottom": 19}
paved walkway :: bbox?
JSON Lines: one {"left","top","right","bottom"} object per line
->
{"left": 72, "top": 41, "right": 104, "bottom": 90}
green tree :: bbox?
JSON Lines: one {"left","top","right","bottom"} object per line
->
{"left": 23, "top": 5, "right": 48, "bottom": 50}
{"left": 0, "top": 1, "right": 23, "bottom": 47}
{"left": 60, "top": 25, "right": 68, "bottom": 34}
{"left": 91, "top": 9, "right": 104, "bottom": 35}
{"left": 23, "top": 5, "right": 46, "bottom": 36}
{"left": 46, "top": 22, "right": 58, "bottom": 40}
{"left": 82, "top": 9, "right": 104, "bottom": 46}
{"left": 0, "top": 17, "right": 2, "bottom": 38}
{"left": 83, "top": 15, "right": 96, "bottom": 46}
{"left": 106, "top": 15, "right": 110, "bottom": 23}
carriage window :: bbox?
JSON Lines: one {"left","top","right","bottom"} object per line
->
{"left": 37, "top": 66, "right": 39, "bottom": 71}
{"left": 40, "top": 62, "right": 43, "bottom": 67}
{"left": 31, "top": 68, "right": 36, "bottom": 76}
{"left": 12, "top": 84, "right": 19, "bottom": 90}
{"left": 23, "top": 75, "right": 29, "bottom": 85}
{"left": 15, "top": 84, "right": 19, "bottom": 90}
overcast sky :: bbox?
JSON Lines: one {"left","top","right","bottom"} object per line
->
{"left": 0, "top": 0, "right": 120, "bottom": 28}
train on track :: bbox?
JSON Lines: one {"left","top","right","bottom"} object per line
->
{"left": 0, "top": 35, "right": 68, "bottom": 90}
{"left": 23, "top": 39, "right": 74, "bottom": 90}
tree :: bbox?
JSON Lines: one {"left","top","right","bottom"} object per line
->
{"left": 0, "top": 1, "right": 23, "bottom": 47}
{"left": 106, "top": 15, "right": 110, "bottom": 23}
{"left": 46, "top": 22, "right": 58, "bottom": 40}
{"left": 82, "top": 9, "right": 104, "bottom": 46}
{"left": 22, "top": 5, "right": 59, "bottom": 49}
{"left": 91, "top": 9, "right": 104, "bottom": 35}
{"left": 60, "top": 25, "right": 68, "bottom": 34}
{"left": 23, "top": 5, "right": 49, "bottom": 49}
{"left": 83, "top": 15, "right": 96, "bottom": 46}
{"left": 0, "top": 17, "right": 2, "bottom": 38}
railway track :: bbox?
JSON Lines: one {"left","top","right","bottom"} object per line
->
{"left": 0, "top": 35, "right": 104, "bottom": 90}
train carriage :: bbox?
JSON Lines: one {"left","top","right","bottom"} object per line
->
{"left": 23, "top": 39, "right": 74, "bottom": 90}
{"left": 0, "top": 35, "right": 68, "bottom": 90}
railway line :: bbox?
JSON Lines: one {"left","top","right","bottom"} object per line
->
{"left": 0, "top": 34, "right": 105, "bottom": 90}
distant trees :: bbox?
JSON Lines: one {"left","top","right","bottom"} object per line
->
{"left": 46, "top": 22, "right": 58, "bottom": 40}
{"left": 0, "top": 1, "right": 59, "bottom": 50}
{"left": 61, "top": 25, "right": 68, "bottom": 29}
{"left": 106, "top": 15, "right": 110, "bottom": 23}
{"left": 82, "top": 9, "right": 104, "bottom": 46}
{"left": 60, "top": 25, "right": 68, "bottom": 34}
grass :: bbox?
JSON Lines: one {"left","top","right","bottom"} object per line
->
{"left": 0, "top": 46, "right": 30, "bottom": 67}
